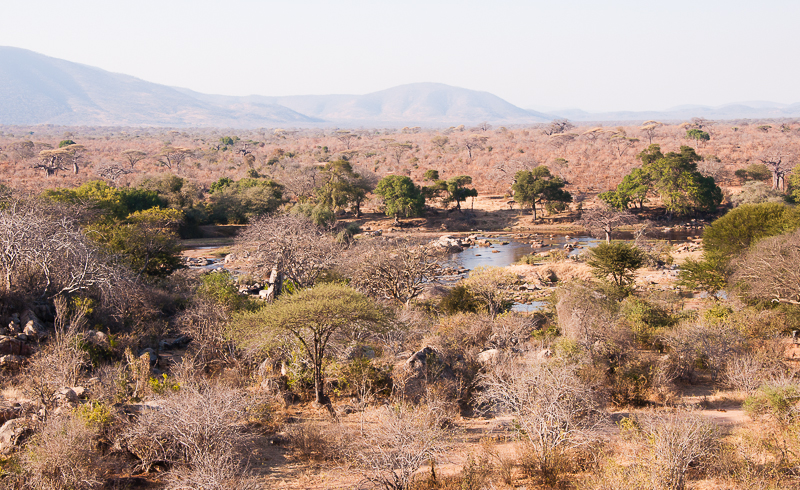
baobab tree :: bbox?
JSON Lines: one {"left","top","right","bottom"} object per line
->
{"left": 579, "top": 205, "right": 639, "bottom": 243}
{"left": 758, "top": 145, "right": 794, "bottom": 191}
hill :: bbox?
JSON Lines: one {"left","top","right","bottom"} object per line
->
{"left": 0, "top": 47, "right": 320, "bottom": 127}
{"left": 0, "top": 47, "right": 552, "bottom": 128}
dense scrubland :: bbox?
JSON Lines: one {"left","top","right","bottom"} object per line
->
{"left": 0, "top": 119, "right": 800, "bottom": 489}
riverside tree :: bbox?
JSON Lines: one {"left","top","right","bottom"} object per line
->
{"left": 374, "top": 175, "right": 425, "bottom": 218}
{"left": 511, "top": 166, "right": 572, "bottom": 220}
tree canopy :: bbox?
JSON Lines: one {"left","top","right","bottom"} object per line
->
{"left": 600, "top": 145, "right": 722, "bottom": 215}
{"left": 375, "top": 175, "right": 425, "bottom": 218}
{"left": 511, "top": 166, "right": 572, "bottom": 220}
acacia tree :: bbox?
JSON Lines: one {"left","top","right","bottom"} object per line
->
{"left": 157, "top": 146, "right": 193, "bottom": 170}
{"left": 511, "top": 167, "right": 572, "bottom": 220}
{"left": 587, "top": 242, "right": 645, "bottom": 290}
{"left": 229, "top": 284, "right": 385, "bottom": 407}
{"left": 121, "top": 149, "right": 148, "bottom": 169}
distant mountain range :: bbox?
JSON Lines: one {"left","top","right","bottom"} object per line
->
{"left": 2, "top": 46, "right": 799, "bottom": 128}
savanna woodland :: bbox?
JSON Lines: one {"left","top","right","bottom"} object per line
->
{"left": 1, "top": 119, "right": 800, "bottom": 489}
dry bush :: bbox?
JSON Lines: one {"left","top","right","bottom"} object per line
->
{"left": 164, "top": 451, "right": 261, "bottom": 490}
{"left": 23, "top": 414, "right": 102, "bottom": 489}
{"left": 24, "top": 296, "right": 90, "bottom": 411}
{"left": 174, "top": 298, "right": 232, "bottom": 366}
{"left": 623, "top": 411, "right": 718, "bottom": 490}
{"left": 349, "top": 404, "right": 454, "bottom": 490}
{"left": 283, "top": 420, "right": 351, "bottom": 461}
{"left": 722, "top": 352, "right": 783, "bottom": 395}
{"left": 555, "top": 282, "right": 623, "bottom": 360}
{"left": 120, "top": 381, "right": 248, "bottom": 472}
{"left": 661, "top": 320, "right": 747, "bottom": 383}
{"left": 476, "top": 359, "right": 605, "bottom": 485}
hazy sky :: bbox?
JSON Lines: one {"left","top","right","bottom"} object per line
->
{"left": 1, "top": 0, "right": 797, "bottom": 112}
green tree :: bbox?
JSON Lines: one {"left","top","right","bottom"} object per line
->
{"left": 58, "top": 139, "right": 77, "bottom": 148}
{"left": 587, "top": 242, "right": 645, "bottom": 290}
{"left": 686, "top": 129, "right": 710, "bottom": 143}
{"left": 315, "top": 160, "right": 374, "bottom": 217}
{"left": 679, "top": 202, "right": 800, "bottom": 294}
{"left": 228, "top": 284, "right": 385, "bottom": 407}
{"left": 511, "top": 167, "right": 572, "bottom": 220}
{"left": 374, "top": 175, "right": 425, "bottom": 218}
{"left": 208, "top": 178, "right": 284, "bottom": 224}
{"left": 734, "top": 163, "right": 771, "bottom": 183}
{"left": 88, "top": 207, "right": 184, "bottom": 278}
{"left": 608, "top": 145, "right": 722, "bottom": 215}
{"left": 442, "top": 175, "right": 478, "bottom": 212}
{"left": 787, "top": 164, "right": 800, "bottom": 203}
{"left": 42, "top": 180, "right": 164, "bottom": 221}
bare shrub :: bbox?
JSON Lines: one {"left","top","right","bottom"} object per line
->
{"left": 661, "top": 320, "right": 747, "bottom": 383}
{"left": 121, "top": 382, "right": 248, "bottom": 472}
{"left": 722, "top": 352, "right": 782, "bottom": 395}
{"left": 174, "top": 298, "right": 232, "bottom": 366}
{"left": 476, "top": 359, "right": 605, "bottom": 485}
{"left": 348, "top": 404, "right": 453, "bottom": 490}
{"left": 284, "top": 420, "right": 350, "bottom": 461}
{"left": 164, "top": 451, "right": 261, "bottom": 490}
{"left": 731, "top": 229, "right": 800, "bottom": 306}
{"left": 555, "top": 282, "right": 622, "bottom": 360}
{"left": 24, "top": 296, "right": 90, "bottom": 412}
{"left": 637, "top": 411, "right": 718, "bottom": 490}
{"left": 23, "top": 414, "right": 102, "bottom": 489}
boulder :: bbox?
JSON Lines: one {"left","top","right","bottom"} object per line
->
{"left": 477, "top": 348, "right": 501, "bottom": 365}
{"left": 56, "top": 387, "right": 79, "bottom": 405}
{"left": 0, "top": 337, "right": 31, "bottom": 357}
{"left": 21, "top": 310, "right": 47, "bottom": 340}
{"left": 0, "top": 355, "right": 25, "bottom": 369}
{"left": 0, "top": 418, "right": 29, "bottom": 455}
{"left": 139, "top": 348, "right": 158, "bottom": 366}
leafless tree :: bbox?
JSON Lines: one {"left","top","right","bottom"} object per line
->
{"left": 343, "top": 238, "right": 444, "bottom": 305}
{"left": 579, "top": 205, "right": 639, "bottom": 243}
{"left": 462, "top": 135, "right": 488, "bottom": 160}
{"left": 476, "top": 360, "right": 605, "bottom": 482}
{"left": 349, "top": 404, "right": 453, "bottom": 490}
{"left": 269, "top": 161, "right": 321, "bottom": 201}
{"left": 97, "top": 162, "right": 133, "bottom": 183}
{"left": 233, "top": 214, "right": 340, "bottom": 289}
{"left": 543, "top": 118, "right": 575, "bottom": 136}
{"left": 757, "top": 145, "right": 795, "bottom": 191}
{"left": 731, "top": 229, "right": 800, "bottom": 305}
{"left": 121, "top": 149, "right": 148, "bottom": 168}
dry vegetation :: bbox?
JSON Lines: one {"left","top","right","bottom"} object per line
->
{"left": 0, "top": 120, "right": 799, "bottom": 489}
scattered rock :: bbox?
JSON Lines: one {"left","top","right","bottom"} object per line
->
{"left": 0, "top": 355, "right": 25, "bottom": 369}
{"left": 20, "top": 310, "right": 47, "bottom": 340}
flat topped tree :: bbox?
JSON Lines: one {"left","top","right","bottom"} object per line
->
{"left": 228, "top": 284, "right": 386, "bottom": 409}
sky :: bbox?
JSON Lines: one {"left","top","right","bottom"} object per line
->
{"left": 1, "top": 0, "right": 798, "bottom": 113}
